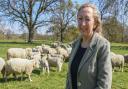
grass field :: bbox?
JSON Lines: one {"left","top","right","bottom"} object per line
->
{"left": 0, "top": 40, "right": 128, "bottom": 89}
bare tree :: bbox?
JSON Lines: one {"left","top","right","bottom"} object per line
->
{"left": 48, "top": 0, "right": 77, "bottom": 42}
{"left": 95, "top": 0, "right": 116, "bottom": 20}
{"left": 0, "top": 0, "right": 58, "bottom": 43}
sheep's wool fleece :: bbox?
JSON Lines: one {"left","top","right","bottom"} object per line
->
{"left": 6, "top": 58, "right": 33, "bottom": 73}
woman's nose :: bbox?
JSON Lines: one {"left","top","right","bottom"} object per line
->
{"left": 81, "top": 20, "right": 86, "bottom": 26}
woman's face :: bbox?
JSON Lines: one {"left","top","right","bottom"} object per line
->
{"left": 77, "top": 7, "right": 95, "bottom": 37}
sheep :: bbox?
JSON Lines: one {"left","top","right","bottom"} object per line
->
{"left": 42, "top": 44, "right": 50, "bottom": 49}
{"left": 0, "top": 57, "right": 5, "bottom": 77}
{"left": 31, "top": 52, "right": 49, "bottom": 75}
{"left": 50, "top": 53, "right": 64, "bottom": 59}
{"left": 39, "top": 54, "right": 49, "bottom": 75}
{"left": 7, "top": 48, "right": 32, "bottom": 60}
{"left": 47, "top": 54, "right": 64, "bottom": 72}
{"left": 42, "top": 45, "right": 57, "bottom": 54}
{"left": 110, "top": 52, "right": 124, "bottom": 72}
{"left": 35, "top": 46, "right": 43, "bottom": 53}
{"left": 25, "top": 48, "right": 33, "bottom": 59}
{"left": 56, "top": 46, "right": 69, "bottom": 60}
{"left": 42, "top": 45, "right": 51, "bottom": 54}
{"left": 3, "top": 58, "right": 39, "bottom": 82}
{"left": 48, "top": 48, "right": 57, "bottom": 54}
{"left": 60, "top": 44, "right": 72, "bottom": 55}
{"left": 51, "top": 42, "right": 59, "bottom": 48}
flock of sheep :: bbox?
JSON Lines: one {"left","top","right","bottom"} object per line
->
{"left": 0, "top": 41, "right": 128, "bottom": 82}
{"left": 0, "top": 42, "right": 72, "bottom": 82}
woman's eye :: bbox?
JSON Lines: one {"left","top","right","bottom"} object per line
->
{"left": 85, "top": 19, "right": 90, "bottom": 21}
{"left": 78, "top": 18, "right": 82, "bottom": 20}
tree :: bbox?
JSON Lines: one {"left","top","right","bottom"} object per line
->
{"left": 64, "top": 25, "right": 79, "bottom": 42}
{"left": 0, "top": 0, "right": 58, "bottom": 43}
{"left": 93, "top": 0, "right": 116, "bottom": 20}
{"left": 103, "top": 16, "right": 124, "bottom": 42}
{"left": 48, "top": 0, "right": 77, "bottom": 42}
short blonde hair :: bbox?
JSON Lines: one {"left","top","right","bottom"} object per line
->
{"left": 77, "top": 3, "right": 102, "bottom": 35}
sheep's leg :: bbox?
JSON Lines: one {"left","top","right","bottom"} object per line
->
{"left": 121, "top": 65, "right": 123, "bottom": 72}
{"left": 13, "top": 73, "right": 17, "bottom": 80}
{"left": 21, "top": 73, "right": 24, "bottom": 81}
{"left": 42, "top": 67, "right": 46, "bottom": 75}
{"left": 121, "top": 68, "right": 123, "bottom": 72}
{"left": 58, "top": 63, "right": 62, "bottom": 72}
{"left": 47, "top": 66, "right": 50, "bottom": 75}
{"left": 4, "top": 72, "right": 7, "bottom": 82}
{"left": 28, "top": 74, "right": 32, "bottom": 82}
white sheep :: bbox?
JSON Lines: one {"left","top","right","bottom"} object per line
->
{"left": 40, "top": 54, "right": 49, "bottom": 75}
{"left": 35, "top": 46, "right": 43, "bottom": 53}
{"left": 42, "top": 45, "right": 57, "bottom": 54}
{"left": 7, "top": 48, "right": 32, "bottom": 60}
{"left": 3, "top": 58, "right": 39, "bottom": 82}
{"left": 42, "top": 45, "right": 51, "bottom": 54}
{"left": 60, "top": 44, "right": 72, "bottom": 55}
{"left": 56, "top": 46, "right": 69, "bottom": 60}
{"left": 31, "top": 52, "right": 49, "bottom": 74}
{"left": 47, "top": 54, "right": 64, "bottom": 72}
{"left": 111, "top": 52, "right": 124, "bottom": 72}
{"left": 51, "top": 42, "right": 59, "bottom": 48}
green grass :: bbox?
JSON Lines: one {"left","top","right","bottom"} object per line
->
{"left": 111, "top": 42, "right": 128, "bottom": 54}
{"left": 0, "top": 64, "right": 68, "bottom": 89}
{"left": 0, "top": 41, "right": 128, "bottom": 89}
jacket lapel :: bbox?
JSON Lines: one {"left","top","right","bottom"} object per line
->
{"left": 78, "top": 32, "right": 98, "bottom": 73}
{"left": 68, "top": 36, "right": 81, "bottom": 70}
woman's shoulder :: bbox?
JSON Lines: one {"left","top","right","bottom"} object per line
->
{"left": 95, "top": 33, "right": 110, "bottom": 47}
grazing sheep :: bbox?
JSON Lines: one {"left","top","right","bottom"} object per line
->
{"left": 31, "top": 52, "right": 49, "bottom": 74}
{"left": 50, "top": 53, "right": 64, "bottom": 59}
{"left": 42, "top": 45, "right": 57, "bottom": 54}
{"left": 56, "top": 46, "right": 69, "bottom": 60}
{"left": 51, "top": 42, "right": 59, "bottom": 48}
{"left": 40, "top": 54, "right": 49, "bottom": 75}
{"left": 42, "top": 45, "right": 51, "bottom": 54}
{"left": 47, "top": 54, "right": 64, "bottom": 72}
{"left": 111, "top": 52, "right": 124, "bottom": 72}
{"left": 3, "top": 58, "right": 39, "bottom": 82}
{"left": 60, "top": 44, "right": 72, "bottom": 55}
{"left": 7, "top": 48, "right": 32, "bottom": 60}
{"left": 35, "top": 46, "right": 43, "bottom": 53}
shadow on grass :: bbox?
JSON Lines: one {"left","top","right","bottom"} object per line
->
{"left": 0, "top": 77, "right": 28, "bottom": 83}
{"left": 32, "top": 69, "right": 41, "bottom": 75}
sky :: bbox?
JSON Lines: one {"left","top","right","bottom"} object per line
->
{"left": 2, "top": 0, "right": 97, "bottom": 35}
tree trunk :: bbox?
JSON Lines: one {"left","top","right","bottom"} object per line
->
{"left": 60, "top": 29, "right": 63, "bottom": 42}
{"left": 28, "top": 28, "right": 34, "bottom": 43}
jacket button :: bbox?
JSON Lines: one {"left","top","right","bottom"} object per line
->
{"left": 77, "top": 82, "right": 81, "bottom": 87}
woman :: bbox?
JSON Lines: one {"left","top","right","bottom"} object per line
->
{"left": 66, "top": 3, "right": 112, "bottom": 89}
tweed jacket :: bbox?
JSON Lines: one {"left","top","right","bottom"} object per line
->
{"left": 66, "top": 32, "right": 112, "bottom": 89}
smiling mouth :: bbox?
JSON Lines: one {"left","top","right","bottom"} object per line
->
{"left": 81, "top": 29, "right": 88, "bottom": 32}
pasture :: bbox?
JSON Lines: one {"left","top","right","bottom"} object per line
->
{"left": 0, "top": 40, "right": 128, "bottom": 89}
